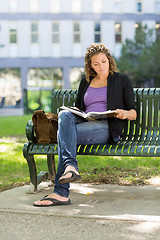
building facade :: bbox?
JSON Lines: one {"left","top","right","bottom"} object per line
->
{"left": 0, "top": 0, "right": 159, "bottom": 110}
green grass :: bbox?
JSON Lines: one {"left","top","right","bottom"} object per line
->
{"left": 78, "top": 155, "right": 160, "bottom": 185}
{"left": 0, "top": 143, "right": 29, "bottom": 190}
{"left": 0, "top": 115, "right": 32, "bottom": 137}
{"left": 0, "top": 115, "right": 160, "bottom": 191}
{"left": 1, "top": 141, "right": 160, "bottom": 191}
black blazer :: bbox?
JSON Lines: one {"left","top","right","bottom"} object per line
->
{"left": 75, "top": 72, "right": 136, "bottom": 143}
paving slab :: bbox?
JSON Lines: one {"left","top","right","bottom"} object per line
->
{"left": 0, "top": 183, "right": 160, "bottom": 222}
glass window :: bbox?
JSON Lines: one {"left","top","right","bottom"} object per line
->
{"left": 27, "top": 68, "right": 63, "bottom": 112}
{"left": 70, "top": 67, "right": 84, "bottom": 89}
{"left": 0, "top": 24, "right": 4, "bottom": 48}
{"left": 28, "top": 68, "right": 63, "bottom": 89}
{"left": 31, "top": 22, "right": 38, "bottom": 43}
{"left": 52, "top": 21, "right": 60, "bottom": 43}
{"left": 115, "top": 22, "right": 122, "bottom": 43}
{"left": 155, "top": 22, "right": 160, "bottom": 40}
{"left": 73, "top": 22, "right": 81, "bottom": 43}
{"left": 51, "top": 0, "right": 60, "bottom": 13}
{"left": 9, "top": 0, "right": 17, "bottom": 12}
{"left": 0, "top": 68, "right": 21, "bottom": 107}
{"left": 9, "top": 21, "right": 17, "bottom": 44}
{"left": 72, "top": 0, "right": 81, "bottom": 13}
{"left": 114, "top": 0, "right": 121, "bottom": 13}
{"left": 30, "top": 0, "right": 39, "bottom": 12}
{"left": 93, "top": 0, "right": 102, "bottom": 13}
{"left": 136, "top": 0, "right": 142, "bottom": 12}
{"left": 94, "top": 22, "right": 101, "bottom": 43}
{"left": 155, "top": 1, "right": 160, "bottom": 13}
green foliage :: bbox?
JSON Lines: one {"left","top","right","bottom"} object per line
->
{"left": 117, "top": 25, "right": 160, "bottom": 87}
{"left": 0, "top": 68, "right": 20, "bottom": 79}
{"left": 25, "top": 90, "right": 51, "bottom": 114}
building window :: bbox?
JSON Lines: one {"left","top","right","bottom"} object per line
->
{"left": 9, "top": 21, "right": 17, "bottom": 44}
{"left": 72, "top": 0, "right": 81, "bottom": 13}
{"left": 70, "top": 67, "right": 84, "bottom": 89}
{"left": 93, "top": 0, "right": 102, "bottom": 13}
{"left": 31, "top": 22, "right": 38, "bottom": 43}
{"left": 114, "top": 0, "right": 121, "bottom": 13}
{"left": 155, "top": 22, "right": 160, "bottom": 40}
{"left": 51, "top": 0, "right": 60, "bottom": 13}
{"left": 9, "top": 0, "right": 17, "bottom": 12}
{"left": 30, "top": 0, "right": 39, "bottom": 12}
{"left": 155, "top": 1, "right": 160, "bottom": 13}
{"left": 28, "top": 68, "right": 63, "bottom": 89}
{"left": 52, "top": 21, "right": 60, "bottom": 43}
{"left": 94, "top": 22, "right": 101, "bottom": 43}
{"left": 0, "top": 68, "right": 21, "bottom": 107}
{"left": 27, "top": 68, "right": 63, "bottom": 112}
{"left": 73, "top": 22, "right": 81, "bottom": 43}
{"left": 115, "top": 22, "right": 122, "bottom": 43}
{"left": 136, "top": 0, "right": 142, "bottom": 12}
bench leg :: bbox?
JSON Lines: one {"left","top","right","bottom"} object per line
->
{"left": 23, "top": 144, "right": 38, "bottom": 192}
{"left": 47, "top": 155, "right": 56, "bottom": 182}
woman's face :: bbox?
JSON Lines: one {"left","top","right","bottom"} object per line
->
{"left": 91, "top": 52, "right": 109, "bottom": 76}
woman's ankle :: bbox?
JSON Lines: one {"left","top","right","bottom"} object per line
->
{"left": 65, "top": 165, "right": 79, "bottom": 174}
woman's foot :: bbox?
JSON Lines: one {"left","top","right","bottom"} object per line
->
{"left": 58, "top": 165, "right": 81, "bottom": 184}
{"left": 33, "top": 193, "right": 69, "bottom": 207}
{"left": 63, "top": 165, "right": 79, "bottom": 178}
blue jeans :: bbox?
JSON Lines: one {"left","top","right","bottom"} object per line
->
{"left": 53, "top": 110, "right": 110, "bottom": 197}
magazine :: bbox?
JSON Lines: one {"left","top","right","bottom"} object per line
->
{"left": 60, "top": 106, "right": 117, "bottom": 120}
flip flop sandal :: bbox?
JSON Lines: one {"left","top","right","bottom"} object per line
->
{"left": 33, "top": 196, "right": 71, "bottom": 207}
{"left": 58, "top": 170, "right": 81, "bottom": 184}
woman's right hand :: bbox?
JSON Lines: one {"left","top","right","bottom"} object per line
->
{"left": 115, "top": 109, "right": 137, "bottom": 120}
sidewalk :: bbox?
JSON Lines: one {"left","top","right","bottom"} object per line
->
{"left": 0, "top": 183, "right": 160, "bottom": 240}
{"left": 0, "top": 108, "right": 24, "bottom": 116}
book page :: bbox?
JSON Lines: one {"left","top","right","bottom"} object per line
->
{"left": 87, "top": 110, "right": 117, "bottom": 119}
{"left": 60, "top": 106, "right": 87, "bottom": 118}
{"left": 60, "top": 106, "right": 117, "bottom": 120}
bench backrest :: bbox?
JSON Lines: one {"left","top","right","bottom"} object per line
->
{"left": 51, "top": 88, "right": 160, "bottom": 142}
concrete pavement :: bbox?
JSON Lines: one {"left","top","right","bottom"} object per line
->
{"left": 0, "top": 183, "right": 160, "bottom": 239}
{"left": 0, "top": 108, "right": 24, "bottom": 116}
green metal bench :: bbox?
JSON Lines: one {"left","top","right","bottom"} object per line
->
{"left": 23, "top": 88, "right": 160, "bottom": 192}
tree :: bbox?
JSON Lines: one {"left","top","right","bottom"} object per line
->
{"left": 117, "top": 25, "right": 160, "bottom": 87}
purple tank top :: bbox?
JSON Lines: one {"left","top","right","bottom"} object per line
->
{"left": 84, "top": 86, "right": 107, "bottom": 113}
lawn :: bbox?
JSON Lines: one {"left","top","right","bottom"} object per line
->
{"left": 0, "top": 115, "right": 160, "bottom": 192}
{"left": 0, "top": 114, "right": 32, "bottom": 138}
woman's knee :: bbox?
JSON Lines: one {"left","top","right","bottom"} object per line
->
{"left": 58, "top": 110, "right": 68, "bottom": 120}
{"left": 58, "top": 110, "right": 75, "bottom": 124}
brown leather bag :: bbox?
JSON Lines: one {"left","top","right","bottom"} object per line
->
{"left": 32, "top": 110, "right": 58, "bottom": 143}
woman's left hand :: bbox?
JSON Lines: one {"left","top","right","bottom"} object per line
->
{"left": 115, "top": 109, "right": 137, "bottom": 120}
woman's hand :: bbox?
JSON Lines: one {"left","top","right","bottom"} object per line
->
{"left": 115, "top": 109, "right": 137, "bottom": 121}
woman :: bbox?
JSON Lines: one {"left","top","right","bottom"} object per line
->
{"left": 33, "top": 43, "right": 137, "bottom": 207}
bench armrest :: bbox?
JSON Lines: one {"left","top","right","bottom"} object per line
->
{"left": 26, "top": 120, "right": 37, "bottom": 142}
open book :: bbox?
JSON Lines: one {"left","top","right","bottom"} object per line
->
{"left": 60, "top": 106, "right": 117, "bottom": 120}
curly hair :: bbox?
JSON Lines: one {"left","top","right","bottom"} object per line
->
{"left": 85, "top": 43, "right": 118, "bottom": 82}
